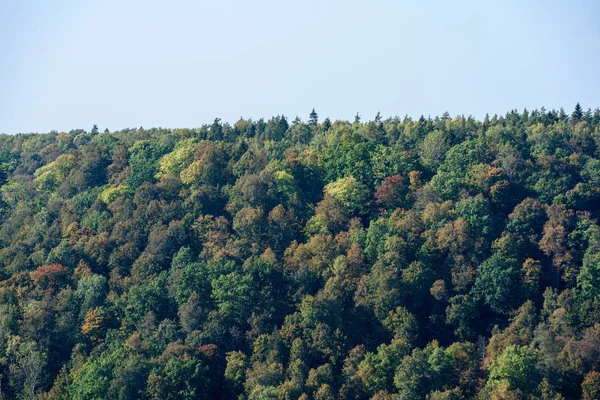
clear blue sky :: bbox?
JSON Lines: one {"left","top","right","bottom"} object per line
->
{"left": 1, "top": 0, "right": 599, "bottom": 134}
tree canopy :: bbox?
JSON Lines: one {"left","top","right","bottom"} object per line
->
{"left": 1, "top": 105, "right": 600, "bottom": 399}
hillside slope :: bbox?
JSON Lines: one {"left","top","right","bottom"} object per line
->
{"left": 2, "top": 107, "right": 600, "bottom": 399}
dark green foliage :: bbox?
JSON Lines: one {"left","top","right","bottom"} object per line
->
{"left": 0, "top": 106, "right": 598, "bottom": 398}
{"left": 472, "top": 253, "right": 521, "bottom": 314}
{"left": 309, "top": 109, "right": 318, "bottom": 126}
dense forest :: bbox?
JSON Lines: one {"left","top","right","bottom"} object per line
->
{"left": 2, "top": 105, "right": 600, "bottom": 399}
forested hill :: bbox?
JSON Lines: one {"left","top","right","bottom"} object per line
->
{"left": 3, "top": 106, "right": 600, "bottom": 399}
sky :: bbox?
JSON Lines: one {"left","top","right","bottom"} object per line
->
{"left": 0, "top": 0, "right": 599, "bottom": 134}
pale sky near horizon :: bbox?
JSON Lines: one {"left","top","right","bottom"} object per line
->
{"left": 1, "top": 0, "right": 599, "bottom": 134}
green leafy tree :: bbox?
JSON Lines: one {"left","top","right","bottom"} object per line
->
{"left": 472, "top": 254, "right": 521, "bottom": 314}
{"left": 324, "top": 176, "right": 371, "bottom": 216}
{"left": 211, "top": 271, "right": 256, "bottom": 325}
{"left": 5, "top": 337, "right": 47, "bottom": 400}
{"left": 486, "top": 345, "right": 540, "bottom": 396}
{"left": 126, "top": 140, "right": 168, "bottom": 188}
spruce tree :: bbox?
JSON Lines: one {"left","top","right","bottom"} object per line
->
{"left": 309, "top": 108, "right": 318, "bottom": 126}
{"left": 572, "top": 102, "right": 583, "bottom": 122}
{"left": 592, "top": 108, "right": 600, "bottom": 126}
{"left": 559, "top": 108, "right": 568, "bottom": 121}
